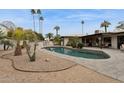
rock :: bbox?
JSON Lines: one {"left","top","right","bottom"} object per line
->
{"left": 45, "top": 58, "right": 49, "bottom": 62}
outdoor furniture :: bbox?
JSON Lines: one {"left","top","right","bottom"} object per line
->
{"left": 120, "top": 44, "right": 124, "bottom": 51}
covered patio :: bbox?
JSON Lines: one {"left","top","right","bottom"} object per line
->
{"left": 82, "top": 32, "right": 124, "bottom": 49}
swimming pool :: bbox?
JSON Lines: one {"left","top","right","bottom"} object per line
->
{"left": 45, "top": 47, "right": 110, "bottom": 59}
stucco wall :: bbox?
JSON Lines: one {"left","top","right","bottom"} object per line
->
{"left": 111, "top": 35, "right": 117, "bottom": 49}
{"left": 63, "top": 38, "right": 69, "bottom": 46}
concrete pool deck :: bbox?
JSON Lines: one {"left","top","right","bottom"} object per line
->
{"left": 43, "top": 47, "right": 124, "bottom": 82}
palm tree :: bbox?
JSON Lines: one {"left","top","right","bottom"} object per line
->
{"left": 13, "top": 27, "right": 24, "bottom": 56}
{"left": 31, "top": 9, "right": 36, "bottom": 32}
{"left": 81, "top": 20, "right": 84, "bottom": 34}
{"left": 100, "top": 20, "right": 111, "bottom": 33}
{"left": 37, "top": 9, "right": 41, "bottom": 15}
{"left": 54, "top": 26, "right": 60, "bottom": 36}
{"left": 116, "top": 21, "right": 124, "bottom": 29}
{"left": 46, "top": 33, "right": 53, "bottom": 40}
{"left": 37, "top": 9, "right": 41, "bottom": 33}
{"left": 23, "top": 30, "right": 38, "bottom": 62}
{"left": 39, "top": 16, "right": 44, "bottom": 34}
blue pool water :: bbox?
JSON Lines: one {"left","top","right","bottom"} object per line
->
{"left": 45, "top": 47, "right": 110, "bottom": 59}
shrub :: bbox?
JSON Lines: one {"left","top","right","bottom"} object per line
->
{"left": 34, "top": 32, "right": 44, "bottom": 41}
{"left": 66, "top": 37, "right": 80, "bottom": 48}
{"left": 66, "top": 37, "right": 83, "bottom": 49}
{"left": 77, "top": 42, "right": 84, "bottom": 49}
{"left": 71, "top": 43, "right": 77, "bottom": 48}
{"left": 0, "top": 39, "right": 14, "bottom": 50}
{"left": 53, "top": 35, "right": 61, "bottom": 45}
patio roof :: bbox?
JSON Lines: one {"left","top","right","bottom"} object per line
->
{"left": 61, "top": 35, "right": 83, "bottom": 38}
{"left": 61, "top": 31, "right": 124, "bottom": 38}
{"left": 82, "top": 32, "right": 124, "bottom": 38}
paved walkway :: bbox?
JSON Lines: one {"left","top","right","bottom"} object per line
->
{"left": 44, "top": 47, "right": 124, "bottom": 82}
{"left": 0, "top": 48, "right": 120, "bottom": 82}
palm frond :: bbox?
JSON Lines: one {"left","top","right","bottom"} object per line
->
{"left": 37, "top": 9, "right": 41, "bottom": 14}
{"left": 100, "top": 20, "right": 111, "bottom": 27}
{"left": 31, "top": 9, "right": 36, "bottom": 14}
{"left": 39, "top": 16, "right": 44, "bottom": 21}
{"left": 81, "top": 20, "right": 84, "bottom": 24}
{"left": 54, "top": 26, "right": 60, "bottom": 31}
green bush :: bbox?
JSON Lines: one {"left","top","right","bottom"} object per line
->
{"left": 66, "top": 37, "right": 79, "bottom": 48}
{"left": 0, "top": 39, "right": 14, "bottom": 50}
{"left": 34, "top": 32, "right": 44, "bottom": 41}
{"left": 66, "top": 37, "right": 83, "bottom": 49}
{"left": 71, "top": 43, "right": 77, "bottom": 48}
{"left": 53, "top": 35, "right": 61, "bottom": 45}
{"left": 77, "top": 42, "right": 84, "bottom": 49}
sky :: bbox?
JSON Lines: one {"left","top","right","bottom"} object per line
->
{"left": 0, "top": 9, "right": 124, "bottom": 36}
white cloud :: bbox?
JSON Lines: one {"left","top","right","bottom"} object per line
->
{"left": 64, "top": 10, "right": 124, "bottom": 21}
{"left": 65, "top": 14, "right": 103, "bottom": 21}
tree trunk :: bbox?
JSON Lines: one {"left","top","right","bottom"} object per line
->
{"left": 7, "top": 45, "right": 9, "bottom": 50}
{"left": 14, "top": 41, "right": 22, "bottom": 56}
{"left": 49, "top": 36, "right": 50, "bottom": 40}
{"left": 39, "top": 15, "right": 40, "bottom": 33}
{"left": 3, "top": 44, "right": 6, "bottom": 51}
{"left": 56, "top": 30, "right": 58, "bottom": 36}
{"left": 105, "top": 26, "right": 107, "bottom": 33}
{"left": 33, "top": 15, "right": 35, "bottom": 32}
{"left": 82, "top": 24, "right": 83, "bottom": 34}
{"left": 25, "top": 43, "right": 37, "bottom": 62}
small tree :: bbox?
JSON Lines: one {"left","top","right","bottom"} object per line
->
{"left": 66, "top": 37, "right": 83, "bottom": 48}
{"left": 13, "top": 27, "right": 24, "bottom": 56}
{"left": 23, "top": 30, "right": 38, "bottom": 62}
{"left": 34, "top": 32, "right": 44, "bottom": 41}
{"left": 25, "top": 42, "right": 38, "bottom": 62}
{"left": 0, "top": 39, "right": 13, "bottom": 50}
{"left": 53, "top": 35, "right": 61, "bottom": 45}
{"left": 7, "top": 30, "right": 14, "bottom": 38}
{"left": 45, "top": 33, "right": 53, "bottom": 40}
{"left": 0, "top": 29, "right": 14, "bottom": 51}
{"left": 77, "top": 42, "right": 84, "bottom": 49}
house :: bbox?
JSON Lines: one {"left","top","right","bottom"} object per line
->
{"left": 61, "top": 35, "right": 83, "bottom": 46}
{"left": 61, "top": 31, "right": 124, "bottom": 49}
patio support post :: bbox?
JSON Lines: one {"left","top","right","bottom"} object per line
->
{"left": 63, "top": 38, "right": 64, "bottom": 46}
{"left": 98, "top": 35, "right": 102, "bottom": 49}
{"left": 101, "top": 35, "right": 103, "bottom": 49}
{"left": 85, "top": 38, "right": 86, "bottom": 46}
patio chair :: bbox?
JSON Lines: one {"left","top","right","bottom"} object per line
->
{"left": 120, "top": 44, "right": 124, "bottom": 51}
